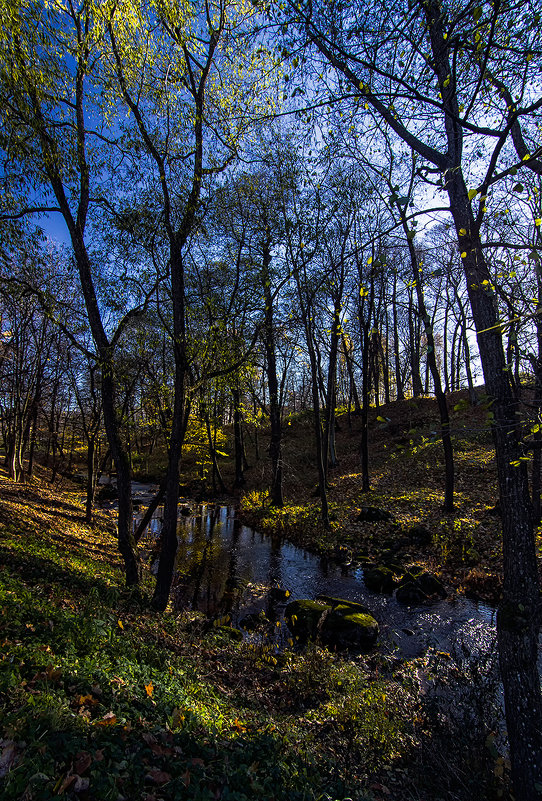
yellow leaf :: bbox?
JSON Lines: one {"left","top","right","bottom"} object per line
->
{"left": 117, "top": 619, "right": 124, "bottom": 629}
{"left": 535, "top": 218, "right": 542, "bottom": 226}
{"left": 171, "top": 707, "right": 185, "bottom": 728}
{"left": 461, "top": 252, "right": 467, "bottom": 258}
{"left": 145, "top": 682, "right": 154, "bottom": 697}
{"left": 468, "top": 189, "right": 478, "bottom": 200}
{"left": 367, "top": 256, "right": 373, "bottom": 265}
{"left": 95, "top": 712, "right": 117, "bottom": 726}
{"left": 459, "top": 228, "right": 467, "bottom": 236}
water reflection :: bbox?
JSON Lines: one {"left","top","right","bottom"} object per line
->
{"left": 135, "top": 502, "right": 498, "bottom": 658}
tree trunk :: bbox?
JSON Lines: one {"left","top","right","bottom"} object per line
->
{"left": 85, "top": 434, "right": 96, "bottom": 523}
{"left": 392, "top": 269, "right": 405, "bottom": 401}
{"left": 401, "top": 205, "right": 454, "bottom": 511}
{"left": 342, "top": 334, "right": 361, "bottom": 413}
{"left": 151, "top": 241, "right": 189, "bottom": 611}
{"left": 262, "top": 238, "right": 283, "bottom": 507}
{"left": 446, "top": 167, "right": 542, "bottom": 799}
{"left": 408, "top": 287, "right": 423, "bottom": 396}
{"left": 358, "top": 294, "right": 372, "bottom": 493}
{"left": 323, "top": 301, "right": 341, "bottom": 476}
{"left": 232, "top": 386, "right": 245, "bottom": 489}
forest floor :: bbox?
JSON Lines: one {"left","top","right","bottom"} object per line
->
{"left": 1, "top": 389, "right": 535, "bottom": 800}
{"left": 0, "top": 464, "right": 508, "bottom": 801}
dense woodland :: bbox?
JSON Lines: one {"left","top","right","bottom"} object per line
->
{"left": 1, "top": 0, "right": 542, "bottom": 798}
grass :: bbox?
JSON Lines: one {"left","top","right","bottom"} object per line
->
{"left": 0, "top": 470, "right": 418, "bottom": 801}
{"left": 0, "top": 387, "right": 521, "bottom": 800}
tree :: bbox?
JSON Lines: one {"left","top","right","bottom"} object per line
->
{"left": 105, "top": 0, "right": 277, "bottom": 609}
{"left": 0, "top": 0, "right": 143, "bottom": 585}
{"left": 286, "top": 0, "right": 542, "bottom": 794}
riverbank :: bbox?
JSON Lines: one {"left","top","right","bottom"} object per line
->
{"left": 0, "top": 469, "right": 508, "bottom": 801}
{"left": 234, "top": 392, "right": 523, "bottom": 605}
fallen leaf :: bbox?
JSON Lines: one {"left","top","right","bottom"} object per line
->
{"left": 94, "top": 712, "right": 117, "bottom": 726}
{"left": 171, "top": 707, "right": 185, "bottom": 728}
{"left": 73, "top": 752, "right": 92, "bottom": 775}
{"left": 45, "top": 664, "right": 62, "bottom": 682}
{"left": 75, "top": 694, "right": 98, "bottom": 708}
{"left": 58, "top": 774, "right": 76, "bottom": 794}
{"left": 150, "top": 744, "right": 172, "bottom": 757}
{"left": 148, "top": 769, "right": 171, "bottom": 785}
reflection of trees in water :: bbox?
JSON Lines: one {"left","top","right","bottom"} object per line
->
{"left": 174, "top": 506, "right": 245, "bottom": 617}
{"left": 265, "top": 534, "right": 282, "bottom": 623}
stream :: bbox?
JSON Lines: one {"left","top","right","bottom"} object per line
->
{"left": 130, "top": 487, "right": 498, "bottom": 660}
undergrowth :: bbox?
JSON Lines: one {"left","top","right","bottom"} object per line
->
{"left": 0, "top": 460, "right": 509, "bottom": 801}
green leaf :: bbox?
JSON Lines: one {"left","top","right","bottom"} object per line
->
{"left": 473, "top": 6, "right": 482, "bottom": 21}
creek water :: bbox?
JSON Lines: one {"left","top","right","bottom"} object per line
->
{"left": 133, "top": 492, "right": 497, "bottom": 660}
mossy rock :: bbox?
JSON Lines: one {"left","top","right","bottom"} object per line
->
{"left": 363, "top": 565, "right": 396, "bottom": 594}
{"left": 396, "top": 571, "right": 446, "bottom": 604}
{"left": 239, "top": 611, "right": 270, "bottom": 630}
{"left": 286, "top": 597, "right": 378, "bottom": 649}
{"left": 395, "top": 581, "right": 426, "bottom": 605}
{"left": 417, "top": 572, "right": 446, "bottom": 597}
{"left": 357, "top": 506, "right": 395, "bottom": 523}
{"left": 322, "top": 609, "right": 379, "bottom": 649}
{"left": 285, "top": 599, "right": 331, "bottom": 640}
{"left": 407, "top": 525, "right": 433, "bottom": 547}
{"left": 269, "top": 586, "right": 291, "bottom": 602}
{"left": 215, "top": 626, "right": 243, "bottom": 641}
{"left": 315, "top": 595, "right": 373, "bottom": 615}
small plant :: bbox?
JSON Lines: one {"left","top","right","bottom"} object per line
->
{"left": 241, "top": 488, "right": 270, "bottom": 512}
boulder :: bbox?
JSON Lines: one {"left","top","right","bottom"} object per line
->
{"left": 269, "top": 586, "right": 291, "bottom": 602}
{"left": 363, "top": 565, "right": 396, "bottom": 594}
{"left": 285, "top": 599, "right": 331, "bottom": 640}
{"left": 357, "top": 506, "right": 395, "bottom": 523}
{"left": 286, "top": 597, "right": 378, "bottom": 649}
{"left": 395, "top": 581, "right": 426, "bottom": 604}
{"left": 322, "top": 608, "right": 379, "bottom": 648}
{"left": 395, "top": 570, "right": 447, "bottom": 604}
{"left": 407, "top": 525, "right": 433, "bottom": 547}
{"left": 315, "top": 595, "right": 373, "bottom": 614}
{"left": 215, "top": 626, "right": 243, "bottom": 641}
{"left": 417, "top": 572, "right": 446, "bottom": 597}
{"left": 239, "top": 610, "right": 270, "bottom": 630}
